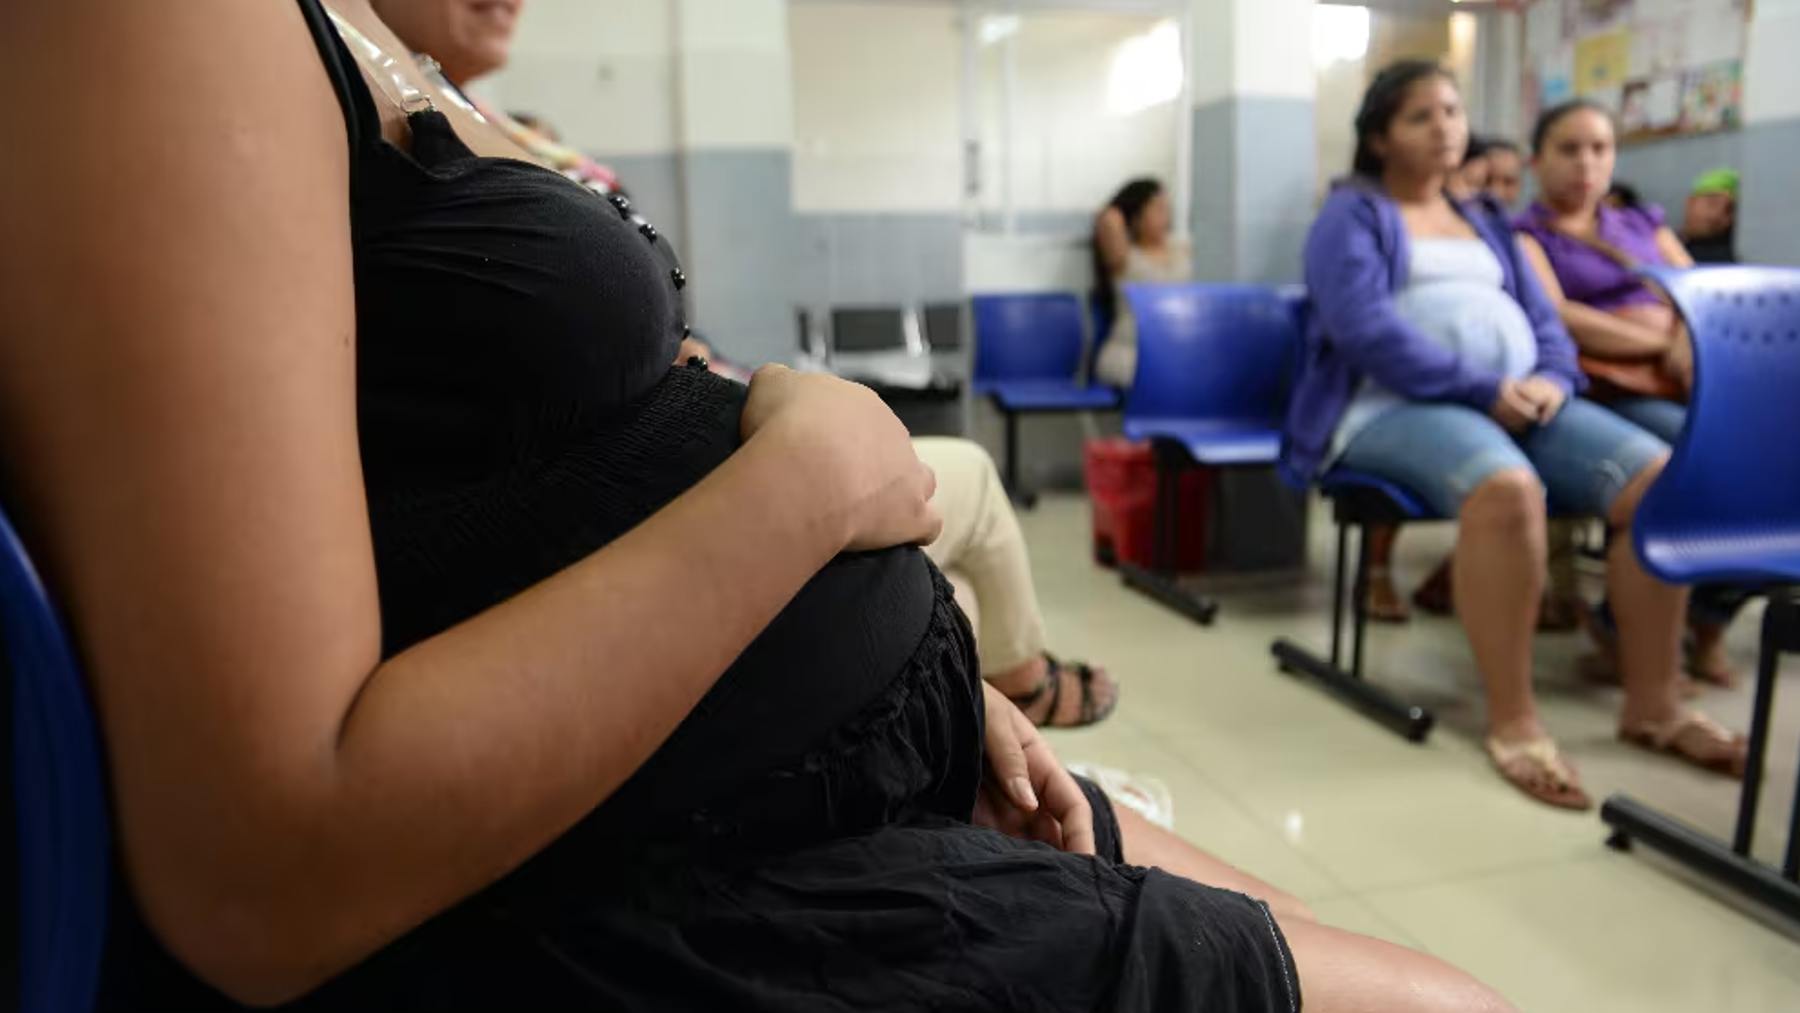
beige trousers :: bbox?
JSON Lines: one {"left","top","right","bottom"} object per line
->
{"left": 914, "top": 437, "right": 1048, "bottom": 677}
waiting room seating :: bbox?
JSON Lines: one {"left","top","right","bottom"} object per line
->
{"left": 1269, "top": 463, "right": 1439, "bottom": 743}
{"left": 1600, "top": 264, "right": 1800, "bottom": 927}
{"left": 971, "top": 292, "right": 1121, "bottom": 507}
{"left": 2, "top": 500, "right": 110, "bottom": 1013}
{"left": 1117, "top": 282, "right": 1300, "bottom": 625}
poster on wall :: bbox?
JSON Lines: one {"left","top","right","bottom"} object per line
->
{"left": 1522, "top": 0, "right": 1749, "bottom": 142}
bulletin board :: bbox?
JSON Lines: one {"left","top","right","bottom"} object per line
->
{"left": 1522, "top": 0, "right": 1751, "bottom": 142}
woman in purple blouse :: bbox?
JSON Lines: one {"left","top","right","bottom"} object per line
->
{"left": 1514, "top": 100, "right": 1741, "bottom": 687}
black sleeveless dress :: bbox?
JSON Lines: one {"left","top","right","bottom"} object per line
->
{"left": 94, "top": 3, "right": 1301, "bottom": 1009}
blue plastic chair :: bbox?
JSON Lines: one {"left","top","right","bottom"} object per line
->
{"left": 1262, "top": 285, "right": 1441, "bottom": 741}
{"left": 3, "top": 502, "right": 111, "bottom": 1013}
{"left": 1115, "top": 283, "right": 1302, "bottom": 623}
{"left": 1602, "top": 265, "right": 1800, "bottom": 924}
{"left": 972, "top": 292, "right": 1122, "bottom": 506}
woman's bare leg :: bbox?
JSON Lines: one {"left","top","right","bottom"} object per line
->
{"left": 1364, "top": 524, "right": 1410, "bottom": 622}
{"left": 1114, "top": 802, "right": 1315, "bottom": 923}
{"left": 1453, "top": 469, "right": 1548, "bottom": 744}
{"left": 1604, "top": 456, "right": 1687, "bottom": 728}
{"left": 1282, "top": 918, "right": 1517, "bottom": 1012}
{"left": 1113, "top": 803, "right": 1515, "bottom": 1010}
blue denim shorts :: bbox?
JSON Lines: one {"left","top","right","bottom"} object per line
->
{"left": 1605, "top": 396, "right": 1687, "bottom": 444}
{"left": 1336, "top": 398, "right": 1669, "bottom": 518}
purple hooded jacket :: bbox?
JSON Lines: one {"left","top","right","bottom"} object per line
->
{"left": 1281, "top": 180, "right": 1587, "bottom": 482}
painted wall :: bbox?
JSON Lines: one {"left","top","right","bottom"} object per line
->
{"left": 1189, "top": 0, "right": 1317, "bottom": 283}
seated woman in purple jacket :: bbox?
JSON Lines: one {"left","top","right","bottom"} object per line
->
{"left": 1285, "top": 62, "right": 1745, "bottom": 810}
{"left": 1514, "top": 99, "right": 1743, "bottom": 688}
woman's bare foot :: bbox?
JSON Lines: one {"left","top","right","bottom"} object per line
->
{"left": 1485, "top": 721, "right": 1592, "bottom": 811}
{"left": 1620, "top": 711, "right": 1747, "bottom": 778}
{"left": 990, "top": 654, "right": 1119, "bottom": 729}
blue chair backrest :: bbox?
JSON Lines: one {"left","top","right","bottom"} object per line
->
{"left": 2, "top": 503, "right": 109, "bottom": 1013}
{"left": 1122, "top": 282, "right": 1302, "bottom": 425}
{"left": 971, "top": 293, "right": 1089, "bottom": 384}
{"left": 1634, "top": 265, "right": 1800, "bottom": 585}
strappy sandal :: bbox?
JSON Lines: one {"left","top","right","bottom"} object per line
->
{"left": 1364, "top": 566, "right": 1411, "bottom": 624}
{"left": 1619, "top": 711, "right": 1747, "bottom": 778}
{"left": 1006, "top": 653, "right": 1118, "bottom": 729}
{"left": 1486, "top": 735, "right": 1593, "bottom": 810}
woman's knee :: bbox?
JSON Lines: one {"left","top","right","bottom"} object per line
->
{"left": 1459, "top": 468, "right": 1545, "bottom": 537}
{"left": 1607, "top": 452, "right": 1671, "bottom": 528}
{"left": 914, "top": 437, "right": 1004, "bottom": 504}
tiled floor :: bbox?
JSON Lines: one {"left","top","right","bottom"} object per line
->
{"left": 1018, "top": 493, "right": 1800, "bottom": 1013}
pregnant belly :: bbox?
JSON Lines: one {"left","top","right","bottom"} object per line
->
{"left": 369, "top": 363, "right": 947, "bottom": 824}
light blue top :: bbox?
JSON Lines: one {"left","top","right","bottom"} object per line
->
{"left": 1329, "top": 237, "right": 1540, "bottom": 461}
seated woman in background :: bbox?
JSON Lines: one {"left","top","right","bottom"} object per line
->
{"left": 1093, "top": 177, "right": 1191, "bottom": 388}
{"left": 1681, "top": 167, "right": 1740, "bottom": 265}
{"left": 1367, "top": 133, "right": 1547, "bottom": 626}
{"left": 1480, "top": 137, "right": 1526, "bottom": 209}
{"left": 1286, "top": 61, "right": 1746, "bottom": 811}
{"left": 1452, "top": 134, "right": 1496, "bottom": 199}
{"left": 379, "top": 0, "right": 1122, "bottom": 728}
{"left": 0, "top": 2, "right": 1516, "bottom": 1009}
{"left": 1514, "top": 100, "right": 1743, "bottom": 686}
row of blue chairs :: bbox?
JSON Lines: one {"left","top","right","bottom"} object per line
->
{"left": 8, "top": 269, "right": 1800, "bottom": 1005}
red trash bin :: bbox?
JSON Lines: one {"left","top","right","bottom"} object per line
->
{"left": 1084, "top": 438, "right": 1211, "bottom": 573}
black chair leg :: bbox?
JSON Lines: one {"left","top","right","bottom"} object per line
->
{"left": 1119, "top": 442, "right": 1216, "bottom": 625}
{"left": 1351, "top": 523, "right": 1371, "bottom": 680}
{"left": 1733, "top": 601, "right": 1786, "bottom": 854}
{"left": 1273, "top": 518, "right": 1434, "bottom": 743}
{"left": 999, "top": 409, "right": 1037, "bottom": 509}
{"left": 1329, "top": 522, "right": 1348, "bottom": 668}
{"left": 1602, "top": 591, "right": 1800, "bottom": 926}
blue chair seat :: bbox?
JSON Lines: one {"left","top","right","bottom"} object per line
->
{"left": 1640, "top": 529, "right": 1800, "bottom": 588}
{"left": 979, "top": 378, "right": 1120, "bottom": 412}
{"left": 1317, "top": 468, "right": 1435, "bottom": 522}
{"left": 1122, "top": 417, "right": 1281, "bottom": 466}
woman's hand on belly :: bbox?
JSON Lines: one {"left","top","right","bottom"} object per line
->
{"left": 973, "top": 683, "right": 1096, "bottom": 856}
{"left": 741, "top": 365, "right": 942, "bottom": 552}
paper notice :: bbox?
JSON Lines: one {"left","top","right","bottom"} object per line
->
{"left": 1576, "top": 30, "right": 1632, "bottom": 95}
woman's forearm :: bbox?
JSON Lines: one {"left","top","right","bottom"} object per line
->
{"left": 1560, "top": 301, "right": 1673, "bottom": 360}
{"left": 170, "top": 431, "right": 848, "bottom": 1001}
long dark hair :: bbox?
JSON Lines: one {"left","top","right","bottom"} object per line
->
{"left": 1353, "top": 60, "right": 1455, "bottom": 178}
{"left": 1092, "top": 177, "right": 1165, "bottom": 324}
{"left": 1531, "top": 98, "right": 1614, "bottom": 155}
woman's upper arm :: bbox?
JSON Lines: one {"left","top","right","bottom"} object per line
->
{"left": 1654, "top": 226, "right": 1697, "bottom": 269}
{"left": 1516, "top": 233, "right": 1569, "bottom": 307}
{"left": 1094, "top": 209, "right": 1130, "bottom": 276}
{"left": 0, "top": 0, "right": 383, "bottom": 953}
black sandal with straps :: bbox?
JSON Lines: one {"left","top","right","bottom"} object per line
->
{"left": 1005, "top": 653, "right": 1118, "bottom": 729}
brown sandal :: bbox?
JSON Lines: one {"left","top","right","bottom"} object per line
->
{"left": 1619, "top": 711, "right": 1747, "bottom": 778}
{"left": 1486, "top": 735, "right": 1593, "bottom": 810}
{"left": 1006, "top": 654, "right": 1118, "bottom": 729}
